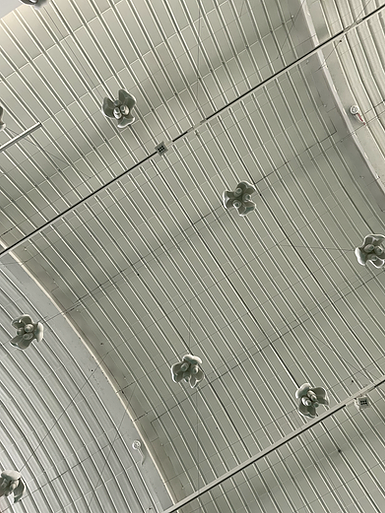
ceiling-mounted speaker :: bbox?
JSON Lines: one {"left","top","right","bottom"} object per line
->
{"left": 101, "top": 90, "right": 136, "bottom": 129}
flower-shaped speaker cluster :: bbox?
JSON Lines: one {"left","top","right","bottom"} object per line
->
{"left": 0, "top": 106, "right": 5, "bottom": 131}
{"left": 171, "top": 354, "right": 205, "bottom": 388}
{"left": 295, "top": 383, "right": 329, "bottom": 419}
{"left": 20, "top": 0, "right": 49, "bottom": 8}
{"left": 0, "top": 470, "right": 24, "bottom": 503}
{"left": 10, "top": 314, "right": 44, "bottom": 350}
{"left": 222, "top": 181, "right": 256, "bottom": 216}
{"left": 355, "top": 234, "right": 385, "bottom": 268}
{"left": 102, "top": 89, "right": 136, "bottom": 129}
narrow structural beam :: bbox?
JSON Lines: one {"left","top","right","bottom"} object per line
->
{"left": 162, "top": 375, "right": 385, "bottom": 513}
{"left": 0, "top": 123, "right": 42, "bottom": 152}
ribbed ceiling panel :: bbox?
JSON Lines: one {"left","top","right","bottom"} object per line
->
{"left": 0, "top": 261, "right": 170, "bottom": 513}
{"left": 1, "top": 0, "right": 385, "bottom": 512}
{"left": 174, "top": 390, "right": 385, "bottom": 513}
{"left": 313, "top": 0, "right": 385, "bottom": 189}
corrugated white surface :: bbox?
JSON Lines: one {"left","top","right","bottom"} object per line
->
{"left": 313, "top": 0, "right": 385, "bottom": 189}
{"left": 1, "top": 0, "right": 385, "bottom": 511}
{"left": 174, "top": 390, "right": 385, "bottom": 513}
{"left": 0, "top": 257, "right": 171, "bottom": 513}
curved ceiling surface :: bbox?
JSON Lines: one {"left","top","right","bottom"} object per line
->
{"left": 1, "top": 0, "right": 385, "bottom": 512}
{"left": 312, "top": 0, "right": 385, "bottom": 187}
{"left": 0, "top": 260, "right": 171, "bottom": 513}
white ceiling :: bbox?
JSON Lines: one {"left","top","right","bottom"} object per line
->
{"left": 1, "top": 0, "right": 385, "bottom": 512}
{"left": 0, "top": 258, "right": 172, "bottom": 513}
{"left": 0, "top": 0, "right": 20, "bottom": 20}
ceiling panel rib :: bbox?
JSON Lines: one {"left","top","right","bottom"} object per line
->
{"left": 1, "top": 0, "right": 385, "bottom": 512}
